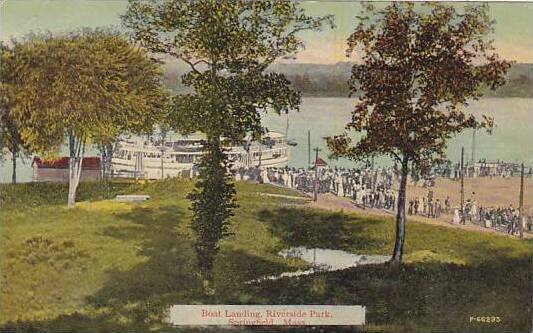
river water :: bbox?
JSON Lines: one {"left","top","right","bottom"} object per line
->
{"left": 1, "top": 97, "right": 532, "bottom": 183}
{"left": 246, "top": 247, "right": 390, "bottom": 283}
{"left": 263, "top": 97, "right": 533, "bottom": 169}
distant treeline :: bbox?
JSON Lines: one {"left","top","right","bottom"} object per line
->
{"left": 284, "top": 73, "right": 533, "bottom": 98}
{"left": 281, "top": 62, "right": 533, "bottom": 98}
{"left": 163, "top": 62, "right": 533, "bottom": 98}
{"left": 286, "top": 73, "right": 351, "bottom": 97}
{"left": 482, "top": 74, "right": 533, "bottom": 98}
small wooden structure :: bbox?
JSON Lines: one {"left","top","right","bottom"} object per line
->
{"left": 32, "top": 156, "right": 101, "bottom": 182}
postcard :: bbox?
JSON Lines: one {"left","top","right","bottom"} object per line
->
{"left": 0, "top": 1, "right": 531, "bottom": 332}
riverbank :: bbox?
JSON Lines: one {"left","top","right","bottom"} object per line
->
{"left": 1, "top": 179, "right": 531, "bottom": 332}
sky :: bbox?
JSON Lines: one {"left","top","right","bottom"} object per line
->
{"left": 1, "top": 0, "right": 532, "bottom": 64}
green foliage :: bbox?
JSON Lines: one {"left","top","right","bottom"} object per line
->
{"left": 326, "top": 3, "right": 513, "bottom": 265}
{"left": 0, "top": 181, "right": 140, "bottom": 210}
{"left": 10, "top": 30, "right": 169, "bottom": 154}
{"left": 123, "top": 0, "right": 333, "bottom": 283}
{"left": 1, "top": 180, "right": 530, "bottom": 332}
{"left": 327, "top": 3, "right": 512, "bottom": 170}
{"left": 174, "top": 71, "right": 302, "bottom": 141}
{"left": 0, "top": 43, "right": 32, "bottom": 183}
{"left": 123, "top": 0, "right": 334, "bottom": 140}
{"left": 8, "top": 29, "right": 169, "bottom": 206}
{"left": 0, "top": 44, "right": 16, "bottom": 154}
{"left": 187, "top": 140, "right": 237, "bottom": 282}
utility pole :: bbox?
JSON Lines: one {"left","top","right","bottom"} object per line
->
{"left": 460, "top": 147, "right": 465, "bottom": 224}
{"left": 471, "top": 128, "right": 476, "bottom": 164}
{"left": 160, "top": 149, "right": 164, "bottom": 179}
{"left": 135, "top": 152, "right": 141, "bottom": 181}
{"left": 519, "top": 162, "right": 525, "bottom": 238}
{"left": 160, "top": 131, "right": 168, "bottom": 180}
{"left": 307, "top": 130, "right": 311, "bottom": 168}
{"left": 313, "top": 147, "right": 321, "bottom": 202}
{"left": 258, "top": 137, "right": 262, "bottom": 168}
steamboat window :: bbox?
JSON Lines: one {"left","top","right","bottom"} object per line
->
{"left": 176, "top": 155, "right": 193, "bottom": 163}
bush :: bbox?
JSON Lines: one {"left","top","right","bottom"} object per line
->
{"left": 0, "top": 181, "right": 138, "bottom": 209}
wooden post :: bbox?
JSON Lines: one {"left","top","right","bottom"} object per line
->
{"left": 285, "top": 114, "right": 290, "bottom": 138}
{"left": 519, "top": 162, "right": 524, "bottom": 238}
{"left": 460, "top": 147, "right": 465, "bottom": 224}
{"left": 313, "top": 147, "right": 321, "bottom": 202}
{"left": 307, "top": 130, "right": 311, "bottom": 168}
{"left": 258, "top": 137, "right": 262, "bottom": 168}
{"left": 471, "top": 128, "right": 476, "bottom": 164}
{"left": 135, "top": 152, "right": 140, "bottom": 181}
{"left": 160, "top": 148, "right": 164, "bottom": 180}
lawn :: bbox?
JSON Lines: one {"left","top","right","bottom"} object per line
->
{"left": 0, "top": 179, "right": 531, "bottom": 333}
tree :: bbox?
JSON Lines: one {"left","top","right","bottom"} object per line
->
{"left": 326, "top": 3, "right": 511, "bottom": 266}
{"left": 0, "top": 43, "right": 32, "bottom": 184}
{"left": 123, "top": 0, "right": 334, "bottom": 288}
{"left": 10, "top": 30, "right": 168, "bottom": 207}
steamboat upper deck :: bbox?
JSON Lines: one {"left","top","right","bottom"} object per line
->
{"left": 111, "top": 131, "right": 290, "bottom": 179}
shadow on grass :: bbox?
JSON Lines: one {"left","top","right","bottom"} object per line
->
{"left": 86, "top": 205, "right": 201, "bottom": 306}
{"left": 0, "top": 205, "right": 304, "bottom": 332}
{"left": 253, "top": 207, "right": 531, "bottom": 333}
{"left": 258, "top": 207, "right": 388, "bottom": 252}
{"left": 246, "top": 255, "right": 531, "bottom": 333}
{"left": 2, "top": 204, "right": 530, "bottom": 333}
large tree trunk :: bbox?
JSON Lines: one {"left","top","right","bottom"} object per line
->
{"left": 67, "top": 132, "right": 85, "bottom": 209}
{"left": 391, "top": 156, "right": 409, "bottom": 267}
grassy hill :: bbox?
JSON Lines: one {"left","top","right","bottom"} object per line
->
{"left": 1, "top": 179, "right": 531, "bottom": 333}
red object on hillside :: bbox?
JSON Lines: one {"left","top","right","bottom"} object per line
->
{"left": 32, "top": 156, "right": 101, "bottom": 170}
{"left": 314, "top": 157, "right": 328, "bottom": 167}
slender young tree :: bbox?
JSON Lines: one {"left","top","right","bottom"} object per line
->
{"left": 10, "top": 30, "right": 168, "bottom": 207}
{"left": 123, "top": 0, "right": 334, "bottom": 288}
{"left": 0, "top": 43, "right": 31, "bottom": 184}
{"left": 327, "top": 3, "right": 511, "bottom": 266}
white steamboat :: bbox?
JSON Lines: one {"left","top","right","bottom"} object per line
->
{"left": 111, "top": 131, "right": 290, "bottom": 179}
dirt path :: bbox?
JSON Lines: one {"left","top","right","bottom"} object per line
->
{"left": 408, "top": 177, "right": 533, "bottom": 214}
{"left": 257, "top": 192, "right": 311, "bottom": 201}
{"left": 306, "top": 193, "right": 533, "bottom": 239}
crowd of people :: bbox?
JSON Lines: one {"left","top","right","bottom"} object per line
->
{"left": 446, "top": 199, "right": 531, "bottom": 234}
{"left": 228, "top": 164, "right": 531, "bottom": 235}
{"left": 423, "top": 160, "right": 532, "bottom": 181}
{"left": 476, "top": 205, "right": 530, "bottom": 234}
{"left": 407, "top": 192, "right": 450, "bottom": 219}
{"left": 234, "top": 166, "right": 399, "bottom": 211}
